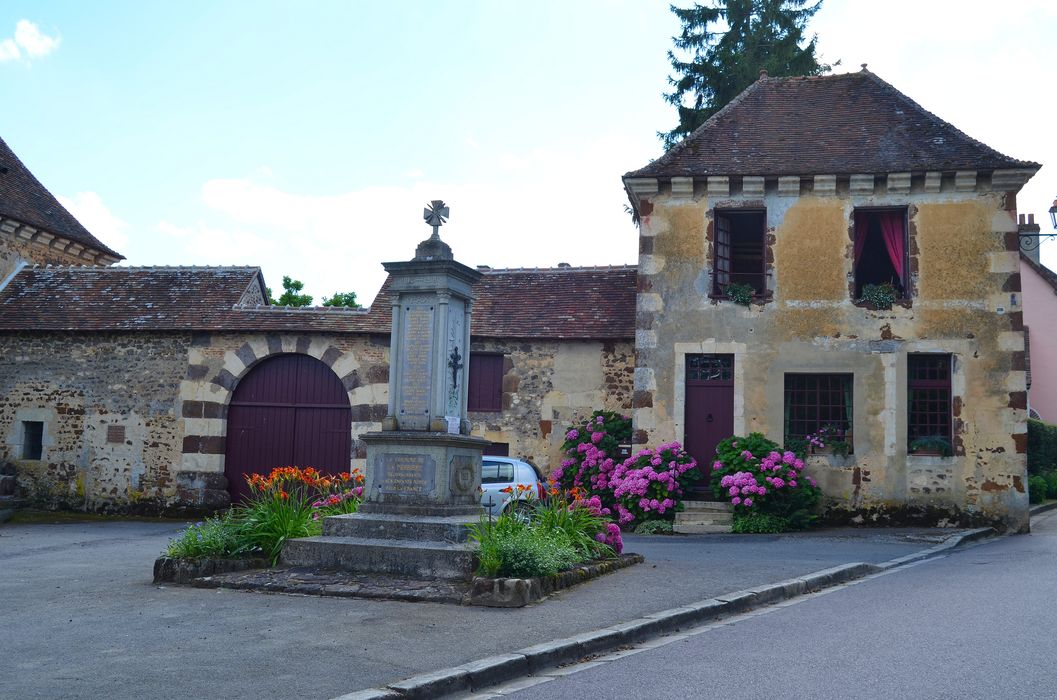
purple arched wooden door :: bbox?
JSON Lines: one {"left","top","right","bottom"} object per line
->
{"left": 225, "top": 354, "right": 351, "bottom": 503}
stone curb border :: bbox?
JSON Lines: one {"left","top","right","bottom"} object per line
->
{"left": 1029, "top": 501, "right": 1057, "bottom": 516}
{"left": 467, "top": 554, "right": 644, "bottom": 607}
{"left": 153, "top": 556, "right": 271, "bottom": 585}
{"left": 331, "top": 528, "right": 997, "bottom": 700}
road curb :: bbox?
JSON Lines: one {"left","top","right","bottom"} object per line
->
{"left": 1030, "top": 501, "right": 1057, "bottom": 516}
{"left": 334, "top": 527, "right": 1000, "bottom": 699}
{"left": 333, "top": 561, "right": 878, "bottom": 700}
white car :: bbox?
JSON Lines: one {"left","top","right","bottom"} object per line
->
{"left": 480, "top": 457, "right": 546, "bottom": 517}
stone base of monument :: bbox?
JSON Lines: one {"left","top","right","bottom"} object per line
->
{"left": 279, "top": 431, "right": 486, "bottom": 581}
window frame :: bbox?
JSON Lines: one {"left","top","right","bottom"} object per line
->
{"left": 906, "top": 354, "right": 953, "bottom": 449}
{"left": 852, "top": 206, "right": 911, "bottom": 301}
{"left": 22, "top": 420, "right": 44, "bottom": 460}
{"left": 467, "top": 352, "right": 504, "bottom": 413}
{"left": 711, "top": 208, "right": 768, "bottom": 299}
{"left": 783, "top": 373, "right": 854, "bottom": 451}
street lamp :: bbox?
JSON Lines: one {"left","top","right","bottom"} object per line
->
{"left": 1049, "top": 198, "right": 1057, "bottom": 229}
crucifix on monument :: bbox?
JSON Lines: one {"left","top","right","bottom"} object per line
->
{"left": 282, "top": 200, "right": 488, "bottom": 581}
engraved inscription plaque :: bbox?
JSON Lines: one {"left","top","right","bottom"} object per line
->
{"left": 376, "top": 453, "right": 436, "bottom": 495}
{"left": 400, "top": 304, "right": 434, "bottom": 421}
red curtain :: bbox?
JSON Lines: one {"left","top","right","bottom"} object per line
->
{"left": 879, "top": 211, "right": 905, "bottom": 281}
{"left": 853, "top": 211, "right": 868, "bottom": 265}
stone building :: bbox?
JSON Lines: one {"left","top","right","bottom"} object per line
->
{"left": 623, "top": 69, "right": 1039, "bottom": 531}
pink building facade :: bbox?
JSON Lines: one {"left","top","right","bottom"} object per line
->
{"left": 1022, "top": 254, "right": 1057, "bottom": 423}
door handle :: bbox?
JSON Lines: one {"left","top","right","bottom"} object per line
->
{"left": 706, "top": 413, "right": 714, "bottom": 423}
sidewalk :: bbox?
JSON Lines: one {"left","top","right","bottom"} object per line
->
{"left": 0, "top": 519, "right": 986, "bottom": 700}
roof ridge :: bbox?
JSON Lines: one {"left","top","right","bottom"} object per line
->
{"left": 481, "top": 264, "right": 637, "bottom": 273}
{"left": 27, "top": 264, "right": 262, "bottom": 272}
{"left": 235, "top": 305, "right": 370, "bottom": 314}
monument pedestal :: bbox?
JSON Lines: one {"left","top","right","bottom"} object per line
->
{"left": 280, "top": 432, "right": 487, "bottom": 580}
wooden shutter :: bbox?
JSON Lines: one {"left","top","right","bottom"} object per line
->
{"left": 468, "top": 353, "right": 504, "bottom": 412}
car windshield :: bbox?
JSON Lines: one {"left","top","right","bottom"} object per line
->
{"left": 481, "top": 461, "right": 514, "bottom": 484}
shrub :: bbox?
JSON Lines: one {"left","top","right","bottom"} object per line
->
{"left": 731, "top": 512, "right": 790, "bottom": 534}
{"left": 165, "top": 511, "right": 248, "bottom": 558}
{"left": 858, "top": 282, "right": 896, "bottom": 309}
{"left": 1046, "top": 472, "right": 1057, "bottom": 499}
{"left": 552, "top": 410, "right": 631, "bottom": 502}
{"left": 724, "top": 282, "right": 754, "bottom": 306}
{"left": 1028, "top": 475, "right": 1048, "bottom": 504}
{"left": 633, "top": 519, "right": 674, "bottom": 535}
{"left": 1027, "top": 419, "right": 1057, "bottom": 475}
{"left": 489, "top": 527, "right": 580, "bottom": 578}
{"left": 909, "top": 436, "right": 954, "bottom": 457}
{"left": 608, "top": 442, "right": 699, "bottom": 527}
{"left": 710, "top": 433, "right": 822, "bottom": 530}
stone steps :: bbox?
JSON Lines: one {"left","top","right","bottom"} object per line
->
{"left": 674, "top": 500, "right": 733, "bottom": 535}
{"left": 281, "top": 535, "right": 476, "bottom": 581}
{"left": 322, "top": 512, "right": 476, "bottom": 542}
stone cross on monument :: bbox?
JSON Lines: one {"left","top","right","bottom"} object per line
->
{"left": 282, "top": 200, "right": 488, "bottom": 581}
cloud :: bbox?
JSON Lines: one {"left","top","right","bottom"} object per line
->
{"left": 405, "top": 168, "right": 425, "bottom": 178}
{"left": 161, "top": 131, "right": 654, "bottom": 307}
{"left": 0, "top": 20, "right": 60, "bottom": 63}
{"left": 57, "top": 191, "right": 130, "bottom": 252}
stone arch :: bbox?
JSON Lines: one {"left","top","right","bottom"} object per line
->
{"left": 176, "top": 334, "right": 366, "bottom": 506}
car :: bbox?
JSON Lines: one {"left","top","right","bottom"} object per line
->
{"left": 480, "top": 456, "right": 547, "bottom": 517}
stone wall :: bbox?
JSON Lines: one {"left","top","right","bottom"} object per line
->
{"left": 633, "top": 174, "right": 1028, "bottom": 531}
{"left": 468, "top": 338, "right": 634, "bottom": 472}
{"left": 0, "top": 331, "right": 189, "bottom": 511}
{"left": 0, "top": 325, "right": 631, "bottom": 512}
{"left": 0, "top": 233, "right": 107, "bottom": 275}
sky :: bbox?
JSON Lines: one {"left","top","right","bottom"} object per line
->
{"left": 1, "top": 1, "right": 1054, "bottom": 306}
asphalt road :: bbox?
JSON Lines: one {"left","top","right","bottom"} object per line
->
{"left": 0, "top": 517, "right": 937, "bottom": 700}
{"left": 504, "top": 509, "right": 1057, "bottom": 700}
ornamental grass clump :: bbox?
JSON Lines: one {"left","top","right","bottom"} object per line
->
{"left": 165, "top": 511, "right": 249, "bottom": 559}
{"left": 711, "top": 433, "right": 822, "bottom": 531}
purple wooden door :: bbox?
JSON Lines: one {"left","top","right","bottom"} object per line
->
{"left": 225, "top": 354, "right": 351, "bottom": 503}
{"left": 684, "top": 354, "right": 734, "bottom": 496}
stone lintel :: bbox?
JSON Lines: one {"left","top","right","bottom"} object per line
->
{"left": 924, "top": 172, "right": 942, "bottom": 193}
{"left": 955, "top": 171, "right": 977, "bottom": 192}
{"left": 625, "top": 178, "right": 659, "bottom": 199}
{"left": 706, "top": 176, "right": 729, "bottom": 198}
{"left": 741, "top": 176, "right": 765, "bottom": 198}
{"left": 777, "top": 176, "right": 800, "bottom": 197}
{"left": 887, "top": 172, "right": 911, "bottom": 195}
{"left": 813, "top": 175, "right": 836, "bottom": 196}
{"left": 850, "top": 174, "right": 875, "bottom": 196}
{"left": 670, "top": 177, "right": 694, "bottom": 199}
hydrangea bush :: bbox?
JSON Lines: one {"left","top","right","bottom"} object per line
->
{"left": 552, "top": 410, "right": 631, "bottom": 499}
{"left": 710, "top": 433, "right": 821, "bottom": 530}
{"left": 607, "top": 443, "right": 699, "bottom": 527}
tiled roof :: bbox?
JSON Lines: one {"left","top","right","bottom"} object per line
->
{"left": 626, "top": 70, "right": 1040, "bottom": 179}
{"left": 361, "top": 265, "right": 637, "bottom": 340}
{"left": 0, "top": 264, "right": 638, "bottom": 339}
{"left": 0, "top": 136, "right": 124, "bottom": 260}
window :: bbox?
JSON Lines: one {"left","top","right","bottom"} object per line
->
{"left": 22, "top": 421, "right": 43, "bottom": 460}
{"left": 468, "top": 353, "right": 504, "bottom": 412}
{"left": 907, "top": 354, "right": 952, "bottom": 445}
{"left": 713, "top": 210, "right": 766, "bottom": 296}
{"left": 853, "top": 208, "right": 908, "bottom": 298}
{"left": 784, "top": 374, "right": 853, "bottom": 447}
{"left": 481, "top": 460, "right": 514, "bottom": 484}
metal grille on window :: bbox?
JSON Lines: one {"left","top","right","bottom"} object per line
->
{"left": 783, "top": 374, "right": 853, "bottom": 444}
{"left": 907, "top": 354, "right": 952, "bottom": 444}
{"left": 687, "top": 354, "right": 733, "bottom": 383}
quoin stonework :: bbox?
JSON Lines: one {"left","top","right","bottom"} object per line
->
{"left": 0, "top": 68, "right": 1045, "bottom": 531}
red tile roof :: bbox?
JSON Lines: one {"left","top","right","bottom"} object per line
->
{"left": 0, "top": 136, "right": 124, "bottom": 260}
{"left": 0, "top": 264, "right": 637, "bottom": 339}
{"left": 627, "top": 71, "right": 1040, "bottom": 179}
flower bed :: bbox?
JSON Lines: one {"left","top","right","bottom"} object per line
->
{"left": 162, "top": 466, "right": 365, "bottom": 569}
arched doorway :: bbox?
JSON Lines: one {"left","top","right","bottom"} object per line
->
{"left": 225, "top": 354, "right": 352, "bottom": 503}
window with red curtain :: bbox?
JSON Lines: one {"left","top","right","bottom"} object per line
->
{"left": 853, "top": 208, "right": 908, "bottom": 298}
{"left": 468, "top": 353, "right": 504, "bottom": 412}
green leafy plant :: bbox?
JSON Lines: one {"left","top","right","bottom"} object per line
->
{"left": 858, "top": 283, "right": 896, "bottom": 310}
{"left": 724, "top": 282, "right": 755, "bottom": 306}
{"left": 827, "top": 439, "right": 852, "bottom": 457}
{"left": 1028, "top": 475, "right": 1048, "bottom": 505}
{"left": 165, "top": 512, "right": 250, "bottom": 558}
{"left": 1046, "top": 471, "right": 1057, "bottom": 500}
{"left": 909, "top": 436, "right": 954, "bottom": 457}
{"left": 1027, "top": 419, "right": 1057, "bottom": 475}
{"left": 731, "top": 512, "right": 790, "bottom": 534}
{"left": 633, "top": 519, "right": 674, "bottom": 535}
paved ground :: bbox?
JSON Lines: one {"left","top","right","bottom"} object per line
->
{"left": 505, "top": 509, "right": 1057, "bottom": 699}
{"left": 0, "top": 517, "right": 957, "bottom": 700}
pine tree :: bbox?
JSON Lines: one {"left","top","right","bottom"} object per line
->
{"left": 661, "top": 0, "right": 834, "bottom": 150}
